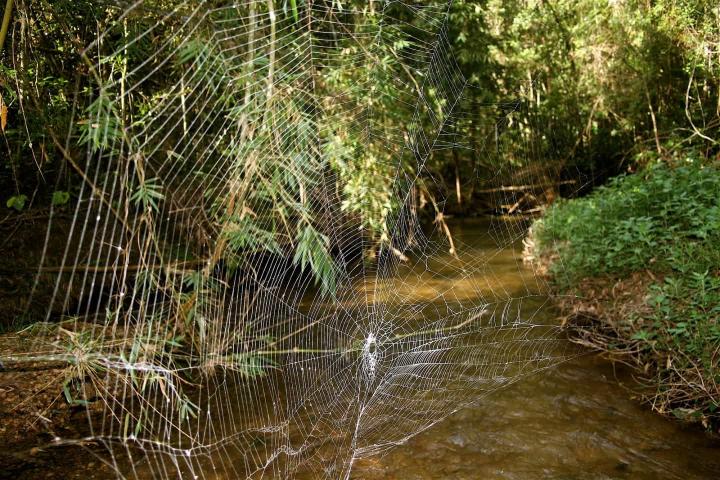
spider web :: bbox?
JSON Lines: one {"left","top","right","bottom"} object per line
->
{"left": 3, "top": 1, "right": 572, "bottom": 478}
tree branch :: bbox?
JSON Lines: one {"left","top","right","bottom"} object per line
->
{"left": 0, "top": 0, "right": 14, "bottom": 56}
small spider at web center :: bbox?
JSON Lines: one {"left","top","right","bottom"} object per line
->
{"left": 362, "top": 333, "right": 379, "bottom": 381}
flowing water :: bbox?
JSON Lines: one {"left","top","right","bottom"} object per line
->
{"left": 12, "top": 219, "right": 720, "bottom": 479}
{"left": 352, "top": 218, "right": 720, "bottom": 479}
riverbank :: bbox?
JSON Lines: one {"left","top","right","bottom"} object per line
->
{"left": 0, "top": 322, "right": 116, "bottom": 479}
{"left": 3, "top": 218, "right": 720, "bottom": 479}
{"left": 524, "top": 161, "right": 720, "bottom": 433}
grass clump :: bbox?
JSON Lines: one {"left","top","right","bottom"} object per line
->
{"left": 529, "top": 160, "right": 720, "bottom": 431}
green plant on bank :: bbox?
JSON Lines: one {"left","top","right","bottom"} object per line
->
{"left": 29, "top": 313, "right": 206, "bottom": 437}
{"left": 534, "top": 158, "right": 720, "bottom": 285}
{"left": 4, "top": 190, "right": 70, "bottom": 211}
{"left": 629, "top": 270, "right": 720, "bottom": 427}
{"left": 531, "top": 156, "right": 720, "bottom": 430}
{"left": 5, "top": 193, "right": 26, "bottom": 211}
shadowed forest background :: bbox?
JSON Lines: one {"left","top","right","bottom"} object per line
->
{"left": 4, "top": 1, "right": 717, "bottom": 231}
{"left": 0, "top": 0, "right": 719, "bottom": 478}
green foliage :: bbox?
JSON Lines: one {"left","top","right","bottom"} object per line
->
{"left": 647, "top": 270, "right": 720, "bottom": 370}
{"left": 130, "top": 177, "right": 165, "bottom": 212}
{"left": 5, "top": 193, "right": 26, "bottom": 211}
{"left": 324, "top": 134, "right": 394, "bottom": 237}
{"left": 532, "top": 157, "right": 720, "bottom": 429}
{"left": 78, "top": 89, "right": 122, "bottom": 153}
{"left": 293, "top": 224, "right": 336, "bottom": 295}
{"left": 534, "top": 160, "right": 720, "bottom": 284}
{"left": 51, "top": 190, "right": 70, "bottom": 206}
{"left": 221, "top": 352, "right": 277, "bottom": 378}
{"left": 224, "top": 217, "right": 281, "bottom": 260}
{"left": 627, "top": 267, "right": 720, "bottom": 428}
{"left": 447, "top": 0, "right": 719, "bottom": 183}
{"left": 62, "top": 377, "right": 92, "bottom": 407}
{"left": 4, "top": 0, "right": 720, "bottom": 219}
{"left": 2, "top": 0, "right": 719, "bottom": 397}
{"left": 178, "top": 395, "right": 199, "bottom": 422}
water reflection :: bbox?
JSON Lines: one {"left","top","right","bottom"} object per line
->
{"left": 353, "top": 218, "right": 720, "bottom": 479}
{"left": 13, "top": 219, "right": 720, "bottom": 479}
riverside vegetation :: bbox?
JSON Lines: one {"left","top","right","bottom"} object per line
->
{"left": 526, "top": 157, "right": 720, "bottom": 432}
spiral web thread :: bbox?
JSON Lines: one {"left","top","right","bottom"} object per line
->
{"left": 4, "top": 1, "right": 572, "bottom": 478}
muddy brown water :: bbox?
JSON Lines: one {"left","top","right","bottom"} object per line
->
{"left": 8, "top": 218, "right": 720, "bottom": 479}
{"left": 350, "top": 218, "right": 720, "bottom": 479}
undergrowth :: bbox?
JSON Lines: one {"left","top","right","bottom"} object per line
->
{"left": 534, "top": 161, "right": 720, "bottom": 285}
{"left": 530, "top": 159, "right": 720, "bottom": 431}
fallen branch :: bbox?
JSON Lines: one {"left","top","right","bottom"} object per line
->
{"left": 477, "top": 179, "right": 576, "bottom": 194}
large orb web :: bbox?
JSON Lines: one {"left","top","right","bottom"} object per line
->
{"left": 3, "top": 1, "right": 572, "bottom": 479}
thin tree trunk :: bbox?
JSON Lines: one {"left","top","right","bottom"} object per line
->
{"left": 265, "top": 0, "right": 276, "bottom": 110}
{"left": 685, "top": 67, "right": 718, "bottom": 145}
{"left": 239, "top": 0, "right": 257, "bottom": 141}
{"left": 645, "top": 86, "right": 662, "bottom": 154}
{"left": 0, "top": 0, "right": 14, "bottom": 56}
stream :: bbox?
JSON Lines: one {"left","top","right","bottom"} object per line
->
{"left": 351, "top": 218, "right": 720, "bottom": 479}
{"left": 11, "top": 219, "right": 720, "bottom": 480}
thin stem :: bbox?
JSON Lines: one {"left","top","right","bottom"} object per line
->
{"left": 265, "top": 0, "right": 276, "bottom": 109}
{"left": 0, "top": 0, "right": 13, "bottom": 56}
{"left": 645, "top": 85, "right": 662, "bottom": 154}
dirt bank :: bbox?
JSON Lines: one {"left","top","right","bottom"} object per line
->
{"left": 524, "top": 232, "right": 720, "bottom": 433}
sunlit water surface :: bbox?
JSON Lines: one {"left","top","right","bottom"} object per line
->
{"left": 16, "top": 219, "right": 720, "bottom": 480}
{"left": 350, "top": 218, "right": 720, "bottom": 480}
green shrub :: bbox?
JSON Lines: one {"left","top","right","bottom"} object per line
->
{"left": 532, "top": 158, "right": 720, "bottom": 428}
{"left": 534, "top": 160, "right": 720, "bottom": 285}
